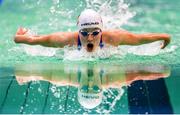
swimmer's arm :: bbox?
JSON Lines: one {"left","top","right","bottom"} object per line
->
{"left": 102, "top": 68, "right": 170, "bottom": 88}
{"left": 14, "top": 28, "right": 78, "bottom": 47}
{"left": 103, "top": 30, "right": 171, "bottom": 49}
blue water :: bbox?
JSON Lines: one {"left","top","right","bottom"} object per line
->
{"left": 1, "top": 63, "right": 180, "bottom": 114}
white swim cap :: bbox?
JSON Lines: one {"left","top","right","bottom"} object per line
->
{"left": 77, "top": 9, "right": 103, "bottom": 30}
{"left": 77, "top": 88, "right": 103, "bottom": 109}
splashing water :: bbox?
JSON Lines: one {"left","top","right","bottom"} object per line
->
{"left": 85, "top": 0, "right": 135, "bottom": 29}
{"left": 19, "top": 0, "right": 170, "bottom": 60}
{"left": 95, "top": 88, "right": 125, "bottom": 114}
{"left": 22, "top": 44, "right": 59, "bottom": 57}
{"left": 19, "top": 28, "right": 59, "bottom": 57}
{"left": 63, "top": 45, "right": 121, "bottom": 61}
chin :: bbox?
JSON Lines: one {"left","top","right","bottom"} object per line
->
{"left": 86, "top": 49, "right": 94, "bottom": 52}
{"left": 86, "top": 46, "right": 94, "bottom": 52}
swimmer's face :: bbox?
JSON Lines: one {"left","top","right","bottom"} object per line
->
{"left": 79, "top": 28, "right": 102, "bottom": 52}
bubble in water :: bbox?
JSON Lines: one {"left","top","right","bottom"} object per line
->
{"left": 53, "top": 0, "right": 60, "bottom": 4}
{"left": 51, "top": 85, "right": 57, "bottom": 93}
{"left": 38, "top": 87, "right": 42, "bottom": 93}
{"left": 54, "top": 92, "right": 60, "bottom": 98}
{"left": 50, "top": 6, "right": 56, "bottom": 14}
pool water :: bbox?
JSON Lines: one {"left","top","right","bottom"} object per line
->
{"left": 0, "top": 63, "right": 180, "bottom": 114}
{"left": 0, "top": 0, "right": 180, "bottom": 64}
{"left": 0, "top": 0, "right": 180, "bottom": 114}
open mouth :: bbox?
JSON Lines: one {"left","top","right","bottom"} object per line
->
{"left": 87, "top": 43, "right": 94, "bottom": 52}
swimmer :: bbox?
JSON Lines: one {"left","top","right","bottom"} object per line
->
{"left": 14, "top": 9, "right": 170, "bottom": 52}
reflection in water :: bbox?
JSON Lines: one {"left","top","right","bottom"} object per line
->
{"left": 14, "top": 63, "right": 170, "bottom": 113}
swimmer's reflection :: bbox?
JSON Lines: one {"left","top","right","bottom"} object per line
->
{"left": 15, "top": 63, "right": 170, "bottom": 109}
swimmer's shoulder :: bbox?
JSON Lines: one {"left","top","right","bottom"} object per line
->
{"left": 102, "top": 29, "right": 129, "bottom": 45}
{"left": 72, "top": 32, "right": 79, "bottom": 45}
{"left": 49, "top": 31, "right": 79, "bottom": 45}
{"left": 102, "top": 28, "right": 129, "bottom": 36}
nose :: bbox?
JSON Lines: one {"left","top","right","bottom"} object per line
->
{"left": 87, "top": 35, "right": 94, "bottom": 42}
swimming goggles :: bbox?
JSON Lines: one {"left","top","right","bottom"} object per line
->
{"left": 80, "top": 85, "right": 102, "bottom": 93}
{"left": 79, "top": 29, "right": 101, "bottom": 37}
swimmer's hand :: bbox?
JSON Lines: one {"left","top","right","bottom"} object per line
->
{"left": 16, "top": 27, "right": 29, "bottom": 35}
{"left": 161, "top": 34, "right": 171, "bottom": 49}
{"left": 14, "top": 27, "right": 39, "bottom": 44}
{"left": 14, "top": 27, "right": 29, "bottom": 43}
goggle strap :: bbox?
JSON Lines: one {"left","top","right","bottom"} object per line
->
{"left": 77, "top": 35, "right": 82, "bottom": 50}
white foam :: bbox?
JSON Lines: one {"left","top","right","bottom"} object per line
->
{"left": 22, "top": 44, "right": 58, "bottom": 57}
{"left": 119, "top": 40, "right": 164, "bottom": 56}
{"left": 63, "top": 45, "right": 119, "bottom": 61}
{"left": 160, "top": 45, "right": 177, "bottom": 54}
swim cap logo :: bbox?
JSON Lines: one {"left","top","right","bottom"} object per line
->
{"left": 81, "top": 22, "right": 99, "bottom": 27}
{"left": 81, "top": 94, "right": 99, "bottom": 99}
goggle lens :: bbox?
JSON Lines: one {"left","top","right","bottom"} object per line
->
{"left": 80, "top": 30, "right": 101, "bottom": 37}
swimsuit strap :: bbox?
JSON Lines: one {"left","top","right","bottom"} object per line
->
{"left": 99, "top": 69, "right": 104, "bottom": 84}
{"left": 77, "top": 68, "right": 81, "bottom": 83}
{"left": 99, "top": 35, "right": 104, "bottom": 49}
{"left": 77, "top": 34, "right": 104, "bottom": 50}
